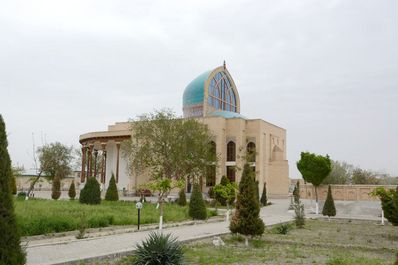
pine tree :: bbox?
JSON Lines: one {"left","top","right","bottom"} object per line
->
{"left": 79, "top": 177, "right": 101, "bottom": 205}
{"left": 51, "top": 176, "right": 61, "bottom": 200}
{"left": 105, "top": 174, "right": 119, "bottom": 201}
{"left": 230, "top": 164, "right": 265, "bottom": 246}
{"left": 322, "top": 185, "right": 336, "bottom": 221}
{"left": 0, "top": 115, "right": 26, "bottom": 264}
{"left": 68, "top": 180, "right": 76, "bottom": 200}
{"left": 177, "top": 188, "right": 186, "bottom": 206}
{"left": 260, "top": 182, "right": 267, "bottom": 206}
{"left": 188, "top": 183, "right": 207, "bottom": 220}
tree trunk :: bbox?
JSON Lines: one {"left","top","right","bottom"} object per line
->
{"left": 315, "top": 186, "right": 319, "bottom": 215}
{"left": 26, "top": 171, "right": 42, "bottom": 199}
{"left": 159, "top": 200, "right": 164, "bottom": 232}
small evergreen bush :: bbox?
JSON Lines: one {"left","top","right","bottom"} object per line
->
{"left": 68, "top": 180, "right": 76, "bottom": 200}
{"left": 105, "top": 174, "right": 119, "bottom": 201}
{"left": 230, "top": 164, "right": 265, "bottom": 244}
{"left": 79, "top": 177, "right": 101, "bottom": 205}
{"left": 274, "top": 223, "right": 291, "bottom": 235}
{"left": 51, "top": 176, "right": 61, "bottom": 200}
{"left": 294, "top": 202, "right": 305, "bottom": 228}
{"left": 189, "top": 183, "right": 207, "bottom": 220}
{"left": 322, "top": 185, "right": 336, "bottom": 221}
{"left": 260, "top": 182, "right": 267, "bottom": 206}
{"left": 132, "top": 232, "right": 184, "bottom": 265}
{"left": 177, "top": 188, "right": 186, "bottom": 206}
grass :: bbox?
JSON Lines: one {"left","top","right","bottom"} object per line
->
{"left": 15, "top": 198, "right": 215, "bottom": 236}
{"left": 93, "top": 219, "right": 396, "bottom": 265}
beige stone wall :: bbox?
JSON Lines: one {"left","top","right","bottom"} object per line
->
{"left": 16, "top": 175, "right": 80, "bottom": 192}
{"left": 298, "top": 182, "right": 397, "bottom": 201}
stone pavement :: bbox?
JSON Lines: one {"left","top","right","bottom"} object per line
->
{"left": 26, "top": 199, "right": 294, "bottom": 265}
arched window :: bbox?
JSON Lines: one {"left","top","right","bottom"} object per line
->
{"left": 207, "top": 71, "right": 237, "bottom": 112}
{"left": 247, "top": 142, "right": 256, "bottom": 162}
{"left": 227, "top": 141, "right": 236, "bottom": 162}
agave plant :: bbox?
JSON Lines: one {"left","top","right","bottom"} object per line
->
{"left": 132, "top": 232, "right": 184, "bottom": 265}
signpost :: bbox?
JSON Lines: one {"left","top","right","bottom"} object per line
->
{"left": 136, "top": 202, "right": 143, "bottom": 230}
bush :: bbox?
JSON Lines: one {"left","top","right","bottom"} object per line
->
{"left": 208, "top": 187, "right": 214, "bottom": 198}
{"left": 51, "top": 176, "right": 61, "bottom": 200}
{"left": 68, "top": 180, "right": 76, "bottom": 200}
{"left": 372, "top": 187, "right": 398, "bottom": 225}
{"left": 79, "top": 177, "right": 101, "bottom": 205}
{"left": 230, "top": 164, "right": 265, "bottom": 239}
{"left": 105, "top": 174, "right": 119, "bottom": 201}
{"left": 260, "top": 182, "right": 267, "bottom": 206}
{"left": 322, "top": 185, "right": 336, "bottom": 220}
{"left": 133, "top": 232, "right": 184, "bottom": 265}
{"left": 274, "top": 223, "right": 291, "bottom": 235}
{"left": 215, "top": 176, "right": 235, "bottom": 206}
{"left": 294, "top": 202, "right": 305, "bottom": 228}
{"left": 17, "top": 191, "right": 27, "bottom": 198}
{"left": 177, "top": 188, "right": 186, "bottom": 206}
{"left": 293, "top": 182, "right": 300, "bottom": 205}
{"left": 189, "top": 183, "right": 207, "bottom": 220}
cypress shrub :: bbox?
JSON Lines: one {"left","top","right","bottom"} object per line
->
{"left": 177, "top": 188, "right": 186, "bottom": 206}
{"left": 11, "top": 175, "right": 17, "bottom": 195}
{"left": 260, "top": 182, "right": 268, "bottom": 206}
{"left": 230, "top": 164, "right": 265, "bottom": 244}
{"left": 255, "top": 180, "right": 259, "bottom": 202}
{"left": 0, "top": 115, "right": 26, "bottom": 264}
{"left": 322, "top": 185, "right": 336, "bottom": 221}
{"left": 293, "top": 182, "right": 300, "bottom": 205}
{"left": 105, "top": 174, "right": 119, "bottom": 201}
{"left": 51, "top": 176, "right": 61, "bottom": 200}
{"left": 68, "top": 180, "right": 76, "bottom": 200}
{"left": 189, "top": 183, "right": 207, "bottom": 220}
{"left": 79, "top": 177, "right": 101, "bottom": 205}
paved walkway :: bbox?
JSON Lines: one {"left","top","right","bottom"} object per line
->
{"left": 26, "top": 199, "right": 294, "bottom": 265}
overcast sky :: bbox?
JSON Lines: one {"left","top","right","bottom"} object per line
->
{"left": 1, "top": 0, "right": 397, "bottom": 178}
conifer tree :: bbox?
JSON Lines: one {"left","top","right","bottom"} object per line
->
{"left": 79, "top": 177, "right": 101, "bottom": 205}
{"left": 260, "top": 182, "right": 268, "bottom": 206}
{"left": 10, "top": 174, "right": 17, "bottom": 195}
{"left": 230, "top": 164, "right": 265, "bottom": 246}
{"left": 177, "top": 188, "right": 186, "bottom": 206}
{"left": 0, "top": 115, "right": 26, "bottom": 264}
{"left": 51, "top": 176, "right": 61, "bottom": 200}
{"left": 322, "top": 185, "right": 336, "bottom": 221}
{"left": 105, "top": 173, "right": 119, "bottom": 201}
{"left": 188, "top": 183, "right": 207, "bottom": 220}
{"left": 68, "top": 180, "right": 76, "bottom": 200}
{"left": 255, "top": 180, "right": 259, "bottom": 202}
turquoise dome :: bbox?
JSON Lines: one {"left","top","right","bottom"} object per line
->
{"left": 183, "top": 70, "right": 211, "bottom": 106}
{"left": 209, "top": 110, "right": 247, "bottom": 119}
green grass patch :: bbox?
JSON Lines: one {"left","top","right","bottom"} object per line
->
{"left": 15, "top": 199, "right": 215, "bottom": 236}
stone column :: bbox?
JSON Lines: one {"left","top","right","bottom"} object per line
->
{"left": 101, "top": 143, "right": 107, "bottom": 184}
{"left": 80, "top": 145, "right": 86, "bottom": 183}
{"left": 116, "top": 142, "right": 120, "bottom": 183}
{"left": 93, "top": 149, "right": 98, "bottom": 178}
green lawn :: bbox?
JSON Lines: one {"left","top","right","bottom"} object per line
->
{"left": 15, "top": 198, "right": 203, "bottom": 236}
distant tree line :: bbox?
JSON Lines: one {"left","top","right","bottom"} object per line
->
{"left": 322, "top": 160, "right": 397, "bottom": 185}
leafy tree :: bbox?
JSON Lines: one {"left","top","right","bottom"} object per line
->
{"left": 230, "top": 164, "right": 265, "bottom": 246}
{"left": 322, "top": 185, "right": 336, "bottom": 221}
{"left": 260, "top": 182, "right": 268, "bottom": 206}
{"left": 215, "top": 175, "right": 235, "bottom": 206}
{"left": 105, "top": 173, "right": 119, "bottom": 201}
{"left": 189, "top": 183, "right": 207, "bottom": 220}
{"left": 352, "top": 168, "right": 379, "bottom": 184}
{"left": 322, "top": 160, "right": 353, "bottom": 184}
{"left": 68, "top": 180, "right": 76, "bottom": 200}
{"left": 297, "top": 152, "right": 331, "bottom": 214}
{"left": 51, "top": 176, "right": 61, "bottom": 200}
{"left": 79, "top": 177, "right": 101, "bottom": 205}
{"left": 371, "top": 187, "right": 398, "bottom": 226}
{"left": 37, "top": 142, "right": 73, "bottom": 198}
{"left": 123, "top": 109, "right": 216, "bottom": 231}
{"left": 0, "top": 115, "right": 26, "bottom": 264}
{"left": 177, "top": 188, "right": 186, "bottom": 206}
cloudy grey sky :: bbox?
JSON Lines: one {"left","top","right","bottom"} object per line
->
{"left": 1, "top": 0, "right": 397, "bottom": 178}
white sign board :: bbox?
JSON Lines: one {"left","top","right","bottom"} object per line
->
{"left": 136, "top": 202, "right": 143, "bottom": 209}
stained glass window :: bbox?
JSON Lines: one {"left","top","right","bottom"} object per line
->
{"left": 207, "top": 71, "right": 237, "bottom": 112}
